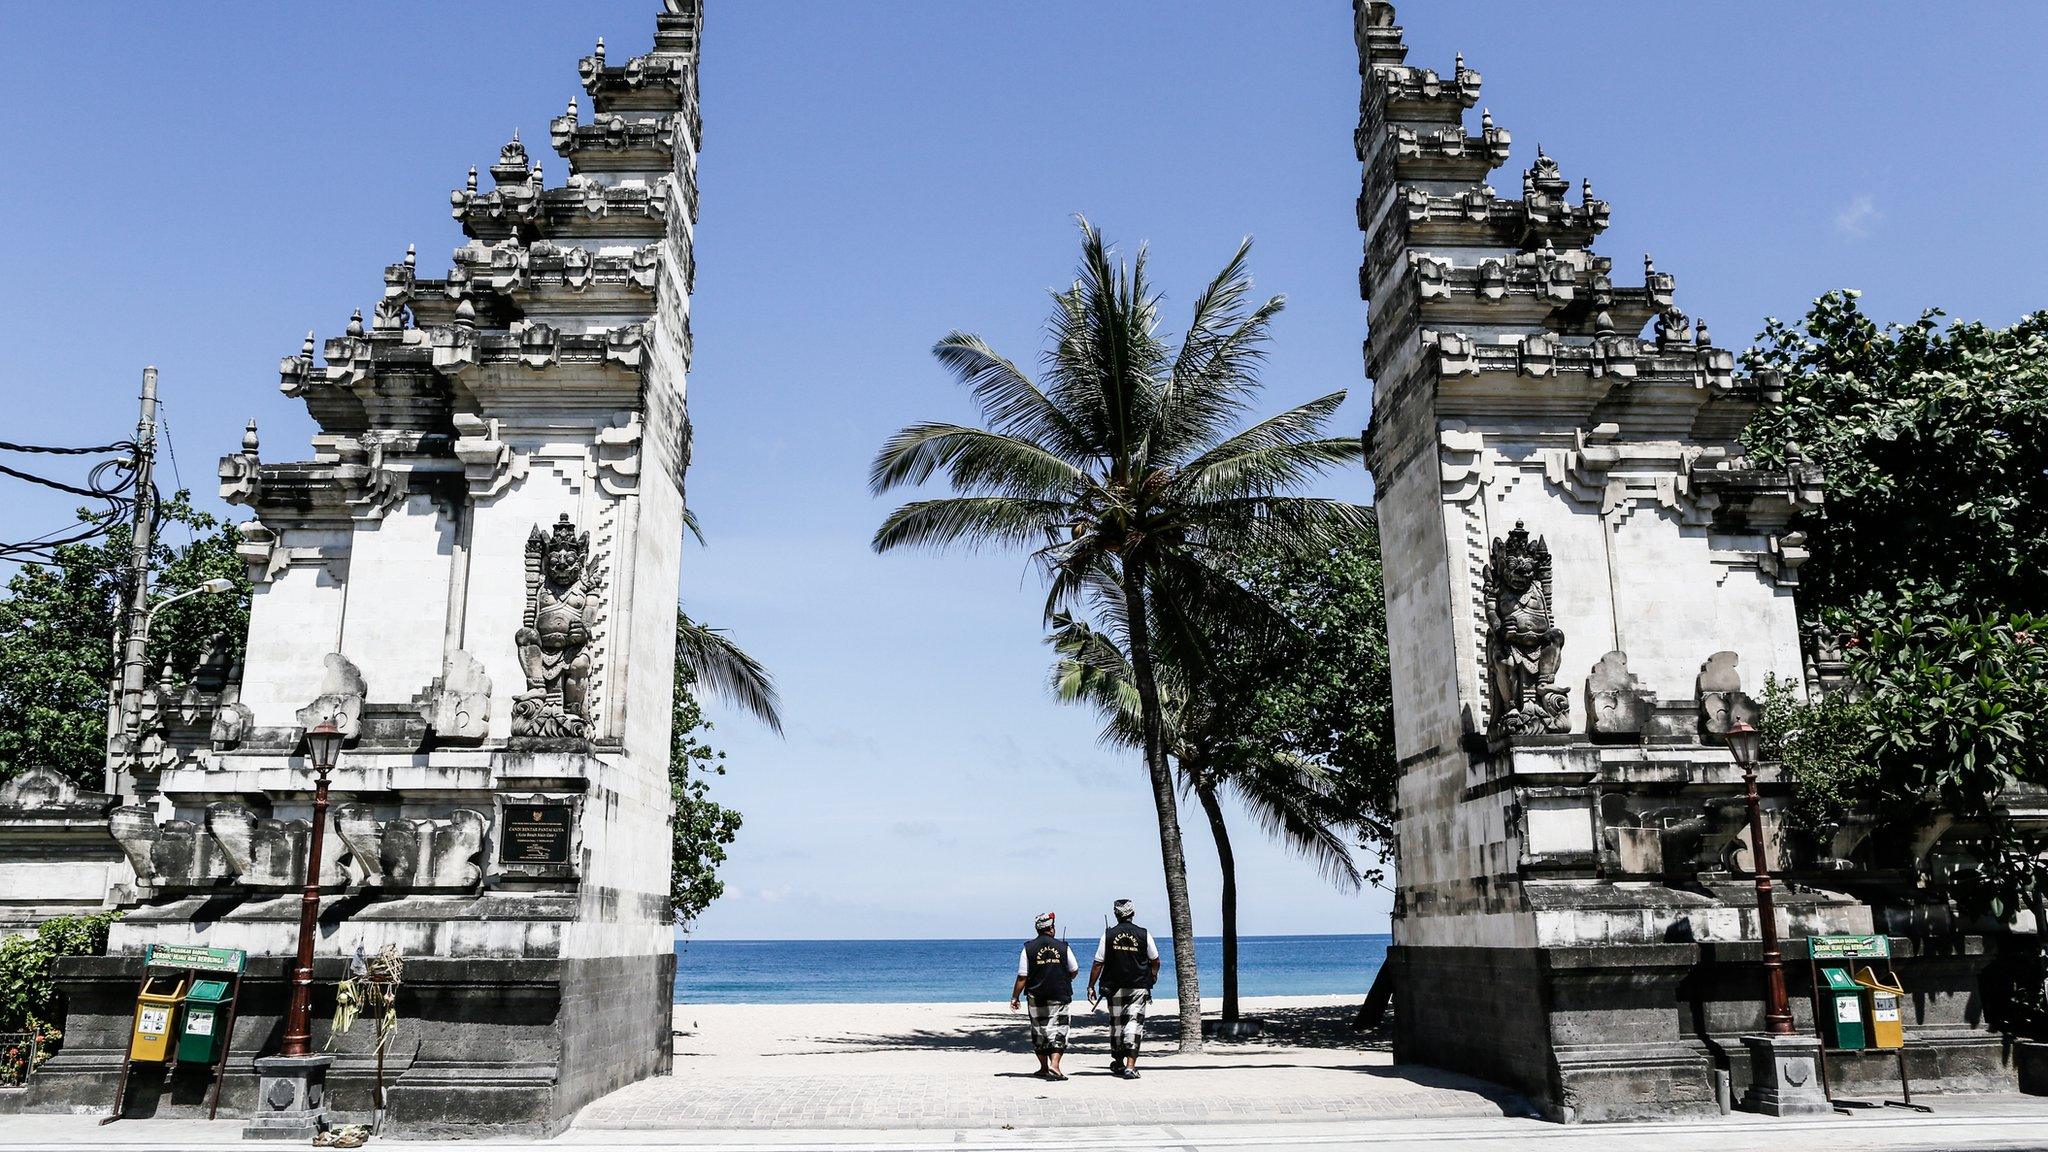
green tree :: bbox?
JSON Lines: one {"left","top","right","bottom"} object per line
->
{"left": 872, "top": 221, "right": 1368, "bottom": 1049}
{"left": 1052, "top": 607, "right": 1362, "bottom": 1026}
{"left": 669, "top": 611, "right": 781, "bottom": 929}
{"left": 1051, "top": 522, "right": 1393, "bottom": 1024}
{"left": 0, "top": 496, "right": 248, "bottom": 789}
{"left": 1744, "top": 295, "right": 2048, "bottom": 1029}
{"left": 1217, "top": 521, "right": 1398, "bottom": 872}
{"left": 1744, "top": 291, "right": 2048, "bottom": 620}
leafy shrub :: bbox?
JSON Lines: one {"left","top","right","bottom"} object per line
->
{"left": 0, "top": 911, "right": 119, "bottom": 1080}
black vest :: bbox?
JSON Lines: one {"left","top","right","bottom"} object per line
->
{"left": 1101, "top": 922, "right": 1154, "bottom": 990}
{"left": 1023, "top": 934, "right": 1074, "bottom": 1001}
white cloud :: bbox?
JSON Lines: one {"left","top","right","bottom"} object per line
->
{"left": 1834, "top": 193, "right": 1881, "bottom": 239}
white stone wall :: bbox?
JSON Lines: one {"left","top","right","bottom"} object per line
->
{"left": 338, "top": 494, "right": 456, "bottom": 708}
{"left": 239, "top": 528, "right": 349, "bottom": 730}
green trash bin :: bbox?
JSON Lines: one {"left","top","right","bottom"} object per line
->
{"left": 1817, "top": 966, "right": 1866, "bottom": 1050}
{"left": 176, "top": 979, "right": 232, "bottom": 1065}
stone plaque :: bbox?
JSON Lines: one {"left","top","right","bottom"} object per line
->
{"left": 499, "top": 803, "right": 573, "bottom": 865}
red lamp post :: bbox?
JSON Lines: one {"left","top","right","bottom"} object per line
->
{"left": 279, "top": 720, "right": 344, "bottom": 1058}
{"left": 1727, "top": 718, "right": 1794, "bottom": 1035}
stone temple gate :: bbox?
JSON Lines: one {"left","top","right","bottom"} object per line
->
{"left": 12, "top": 1, "right": 702, "bottom": 1137}
{"left": 1355, "top": 0, "right": 2018, "bottom": 1121}
{"left": 0, "top": 0, "right": 2029, "bottom": 1136}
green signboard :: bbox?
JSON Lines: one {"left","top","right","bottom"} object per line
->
{"left": 1807, "top": 934, "right": 1890, "bottom": 960}
{"left": 144, "top": 944, "right": 247, "bottom": 973}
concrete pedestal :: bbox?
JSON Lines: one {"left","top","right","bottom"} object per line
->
{"left": 1739, "top": 1034, "right": 1833, "bottom": 1117}
{"left": 241, "top": 1054, "right": 332, "bottom": 1140}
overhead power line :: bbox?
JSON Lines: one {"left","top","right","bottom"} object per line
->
{"left": 0, "top": 437, "right": 143, "bottom": 563}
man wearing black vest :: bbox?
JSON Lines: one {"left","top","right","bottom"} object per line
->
{"left": 1086, "top": 898, "right": 1160, "bottom": 1079}
{"left": 1010, "top": 911, "right": 1078, "bottom": 1080}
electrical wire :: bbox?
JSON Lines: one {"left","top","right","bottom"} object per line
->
{"left": 156, "top": 410, "right": 197, "bottom": 548}
{"left": 0, "top": 440, "right": 135, "bottom": 457}
{"left": 0, "top": 441, "right": 142, "bottom": 564}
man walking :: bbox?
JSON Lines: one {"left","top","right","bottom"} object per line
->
{"left": 1010, "top": 912, "right": 1078, "bottom": 1081}
{"left": 1087, "top": 898, "right": 1160, "bottom": 1079}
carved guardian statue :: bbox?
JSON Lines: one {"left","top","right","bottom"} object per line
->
{"left": 1486, "top": 521, "right": 1569, "bottom": 737}
{"left": 513, "top": 514, "right": 602, "bottom": 739}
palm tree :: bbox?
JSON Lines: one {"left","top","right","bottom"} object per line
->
{"left": 870, "top": 220, "right": 1367, "bottom": 1050}
{"left": 676, "top": 611, "right": 783, "bottom": 733}
{"left": 1051, "top": 610, "right": 1362, "bottom": 1026}
{"left": 675, "top": 509, "right": 784, "bottom": 733}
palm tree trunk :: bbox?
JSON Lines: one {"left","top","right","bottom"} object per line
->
{"left": 1120, "top": 555, "right": 1203, "bottom": 1053}
{"left": 1195, "top": 781, "right": 1240, "bottom": 1024}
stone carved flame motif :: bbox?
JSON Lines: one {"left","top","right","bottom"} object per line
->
{"left": 513, "top": 514, "right": 603, "bottom": 739}
{"left": 1485, "top": 521, "right": 1569, "bottom": 737}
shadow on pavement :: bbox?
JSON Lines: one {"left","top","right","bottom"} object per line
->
{"left": 792, "top": 1001, "right": 1392, "bottom": 1056}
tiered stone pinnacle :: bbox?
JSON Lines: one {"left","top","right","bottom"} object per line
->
{"left": 244, "top": 0, "right": 702, "bottom": 498}
{"left": 1355, "top": 0, "right": 1761, "bottom": 439}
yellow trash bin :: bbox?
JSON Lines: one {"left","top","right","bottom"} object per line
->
{"left": 129, "top": 974, "right": 189, "bottom": 1062}
{"left": 1854, "top": 965, "right": 1906, "bottom": 1049}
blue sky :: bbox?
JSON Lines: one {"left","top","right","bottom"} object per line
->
{"left": 3, "top": 3, "right": 2045, "bottom": 940}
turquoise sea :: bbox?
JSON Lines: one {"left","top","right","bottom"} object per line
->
{"left": 674, "top": 933, "right": 1388, "bottom": 1004}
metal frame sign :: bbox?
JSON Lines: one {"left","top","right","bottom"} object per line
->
{"left": 1808, "top": 934, "right": 1890, "bottom": 961}
{"left": 143, "top": 944, "right": 247, "bottom": 973}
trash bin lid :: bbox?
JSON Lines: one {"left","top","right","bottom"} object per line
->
{"left": 189, "top": 979, "right": 231, "bottom": 1003}
{"left": 1821, "top": 967, "right": 1860, "bottom": 992}
{"left": 1852, "top": 965, "right": 1904, "bottom": 995}
{"left": 139, "top": 974, "right": 188, "bottom": 998}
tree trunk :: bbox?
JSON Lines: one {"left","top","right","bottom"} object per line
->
{"left": 1356, "top": 957, "right": 1393, "bottom": 1031}
{"left": 1121, "top": 555, "right": 1203, "bottom": 1052}
{"left": 1196, "top": 782, "right": 1239, "bottom": 1024}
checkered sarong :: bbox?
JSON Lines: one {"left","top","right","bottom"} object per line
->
{"left": 1104, "top": 988, "right": 1150, "bottom": 1060}
{"left": 1027, "top": 997, "right": 1071, "bottom": 1054}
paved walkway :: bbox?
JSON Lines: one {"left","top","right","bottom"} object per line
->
{"left": 577, "top": 996, "right": 1528, "bottom": 1131}
{"left": 9, "top": 1101, "right": 2048, "bottom": 1150}
{"left": 10, "top": 996, "right": 2047, "bottom": 1148}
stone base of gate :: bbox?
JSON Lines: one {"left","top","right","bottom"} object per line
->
{"left": 20, "top": 949, "right": 675, "bottom": 1139}
{"left": 1388, "top": 937, "right": 2018, "bottom": 1122}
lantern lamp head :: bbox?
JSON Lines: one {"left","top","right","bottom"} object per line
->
{"left": 304, "top": 720, "right": 345, "bottom": 773}
{"left": 1724, "top": 719, "right": 1761, "bottom": 768}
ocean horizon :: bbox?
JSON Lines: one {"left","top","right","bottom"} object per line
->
{"left": 674, "top": 933, "right": 1389, "bottom": 1005}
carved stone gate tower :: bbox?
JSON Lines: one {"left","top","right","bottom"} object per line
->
{"left": 27, "top": 3, "right": 702, "bottom": 1136}
{"left": 1351, "top": 0, "right": 1911, "bottom": 1120}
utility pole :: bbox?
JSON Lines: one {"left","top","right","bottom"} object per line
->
{"left": 112, "top": 366, "right": 159, "bottom": 794}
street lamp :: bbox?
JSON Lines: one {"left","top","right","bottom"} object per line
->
{"left": 114, "top": 577, "right": 238, "bottom": 769}
{"left": 279, "top": 720, "right": 343, "bottom": 1059}
{"left": 1727, "top": 718, "right": 1794, "bottom": 1035}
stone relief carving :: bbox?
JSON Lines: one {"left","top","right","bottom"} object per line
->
{"left": 1586, "top": 650, "right": 1655, "bottom": 740}
{"left": 384, "top": 810, "right": 487, "bottom": 889}
{"left": 1696, "top": 650, "right": 1759, "bottom": 739}
{"left": 149, "top": 819, "right": 226, "bottom": 888}
{"left": 0, "top": 766, "right": 113, "bottom": 817}
{"left": 513, "top": 514, "right": 603, "bottom": 740}
{"left": 416, "top": 649, "right": 493, "bottom": 745}
{"left": 332, "top": 804, "right": 487, "bottom": 891}
{"left": 452, "top": 413, "right": 524, "bottom": 497}
{"left": 1485, "top": 521, "right": 1568, "bottom": 737}
{"left": 207, "top": 803, "right": 309, "bottom": 888}
{"left": 295, "top": 652, "right": 367, "bottom": 740}
{"left": 335, "top": 805, "right": 387, "bottom": 886}
{"left": 595, "top": 415, "right": 644, "bottom": 496}
{"left": 109, "top": 806, "right": 160, "bottom": 880}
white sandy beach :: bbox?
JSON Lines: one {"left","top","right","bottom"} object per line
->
{"left": 574, "top": 995, "right": 1528, "bottom": 1131}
